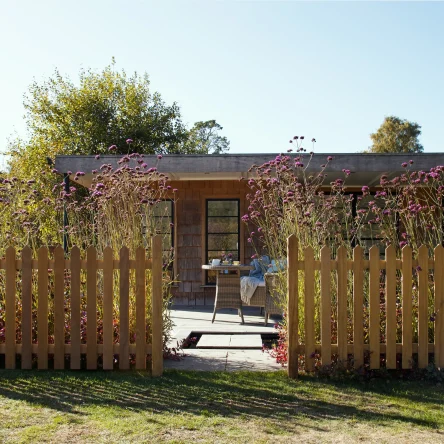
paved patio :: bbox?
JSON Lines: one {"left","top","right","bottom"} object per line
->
{"left": 164, "top": 306, "right": 284, "bottom": 372}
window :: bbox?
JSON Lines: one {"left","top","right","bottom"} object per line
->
{"left": 144, "top": 200, "right": 174, "bottom": 267}
{"left": 355, "top": 194, "right": 388, "bottom": 256}
{"left": 206, "top": 199, "right": 240, "bottom": 284}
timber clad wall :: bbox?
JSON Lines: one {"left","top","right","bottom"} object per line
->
{"left": 170, "top": 180, "right": 252, "bottom": 306}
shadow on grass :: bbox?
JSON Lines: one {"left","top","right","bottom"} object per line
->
{"left": 0, "top": 370, "right": 443, "bottom": 432}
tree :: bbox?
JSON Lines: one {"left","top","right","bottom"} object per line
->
{"left": 183, "top": 120, "right": 230, "bottom": 154}
{"left": 368, "top": 116, "right": 423, "bottom": 153}
{"left": 5, "top": 62, "right": 230, "bottom": 248}
{"left": 7, "top": 61, "right": 229, "bottom": 178}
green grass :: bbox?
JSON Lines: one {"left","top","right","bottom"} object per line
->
{"left": 0, "top": 370, "right": 443, "bottom": 443}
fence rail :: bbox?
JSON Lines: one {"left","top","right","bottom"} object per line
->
{"left": 0, "top": 236, "right": 164, "bottom": 375}
{"left": 287, "top": 234, "right": 444, "bottom": 378}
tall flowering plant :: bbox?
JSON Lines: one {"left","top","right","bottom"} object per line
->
{"left": 243, "top": 138, "right": 354, "bottom": 350}
{"left": 0, "top": 149, "right": 176, "bottom": 365}
{"left": 244, "top": 139, "right": 444, "bottom": 367}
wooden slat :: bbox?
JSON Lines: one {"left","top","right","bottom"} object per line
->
{"left": 385, "top": 245, "right": 397, "bottom": 369}
{"left": 402, "top": 246, "right": 413, "bottom": 369}
{"left": 135, "top": 247, "right": 147, "bottom": 370}
{"left": 337, "top": 246, "right": 348, "bottom": 363}
{"left": 369, "top": 246, "right": 380, "bottom": 369}
{"left": 151, "top": 235, "right": 164, "bottom": 377}
{"left": 70, "top": 247, "right": 81, "bottom": 370}
{"left": 287, "top": 234, "right": 299, "bottom": 379}
{"left": 418, "top": 245, "right": 428, "bottom": 368}
{"left": 0, "top": 258, "right": 152, "bottom": 270}
{"left": 353, "top": 245, "right": 364, "bottom": 369}
{"left": 435, "top": 245, "right": 444, "bottom": 368}
{"left": 5, "top": 256, "right": 434, "bottom": 272}
{"left": 38, "top": 247, "right": 48, "bottom": 370}
{"left": 320, "top": 246, "right": 331, "bottom": 366}
{"left": 304, "top": 246, "right": 315, "bottom": 371}
{"left": 4, "top": 341, "right": 437, "bottom": 356}
{"left": 87, "top": 247, "right": 97, "bottom": 370}
{"left": 21, "top": 247, "right": 32, "bottom": 369}
{"left": 1, "top": 342, "right": 153, "bottom": 355}
{"left": 5, "top": 247, "right": 16, "bottom": 369}
{"left": 119, "top": 247, "right": 130, "bottom": 370}
{"left": 54, "top": 246, "right": 65, "bottom": 370}
{"left": 102, "top": 247, "right": 114, "bottom": 370}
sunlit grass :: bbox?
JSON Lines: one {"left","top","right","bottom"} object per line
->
{"left": 0, "top": 370, "right": 443, "bottom": 443}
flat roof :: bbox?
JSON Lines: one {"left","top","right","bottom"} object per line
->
{"left": 55, "top": 153, "right": 444, "bottom": 187}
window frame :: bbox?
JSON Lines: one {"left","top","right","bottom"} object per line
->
{"left": 150, "top": 199, "right": 175, "bottom": 275}
{"left": 205, "top": 198, "right": 241, "bottom": 285}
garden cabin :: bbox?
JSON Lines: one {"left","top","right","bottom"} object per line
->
{"left": 55, "top": 152, "right": 444, "bottom": 306}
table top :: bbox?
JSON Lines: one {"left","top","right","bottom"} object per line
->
{"left": 202, "top": 264, "right": 254, "bottom": 271}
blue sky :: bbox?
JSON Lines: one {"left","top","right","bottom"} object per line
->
{"left": 1, "top": 1, "right": 443, "bottom": 169}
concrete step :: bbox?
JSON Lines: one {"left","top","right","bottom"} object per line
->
{"left": 196, "top": 334, "right": 263, "bottom": 349}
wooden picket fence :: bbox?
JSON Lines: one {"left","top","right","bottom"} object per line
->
{"left": 287, "top": 234, "right": 444, "bottom": 378}
{"left": 0, "top": 236, "right": 163, "bottom": 375}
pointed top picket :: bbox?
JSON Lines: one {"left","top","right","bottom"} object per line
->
{"left": 352, "top": 243, "right": 364, "bottom": 369}
{"left": 54, "top": 245, "right": 64, "bottom": 256}
{"left": 402, "top": 244, "right": 412, "bottom": 254}
{"left": 434, "top": 245, "right": 444, "bottom": 368}
{"left": 369, "top": 244, "right": 380, "bottom": 369}
{"left": 304, "top": 245, "right": 314, "bottom": 259}
{"left": 120, "top": 245, "right": 130, "bottom": 256}
{"left": 353, "top": 244, "right": 363, "bottom": 255}
{"left": 385, "top": 243, "right": 397, "bottom": 369}
{"left": 402, "top": 244, "right": 413, "bottom": 369}
{"left": 22, "top": 245, "right": 31, "bottom": 255}
{"left": 418, "top": 245, "right": 429, "bottom": 256}
{"left": 369, "top": 245, "right": 379, "bottom": 254}
{"left": 385, "top": 244, "right": 395, "bottom": 255}
{"left": 337, "top": 245, "right": 347, "bottom": 258}
{"left": 417, "top": 244, "right": 429, "bottom": 368}
{"left": 103, "top": 245, "right": 113, "bottom": 257}
{"left": 320, "top": 245, "right": 331, "bottom": 258}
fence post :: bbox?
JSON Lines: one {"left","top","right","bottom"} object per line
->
{"left": 418, "top": 245, "right": 428, "bottom": 368}
{"left": 435, "top": 245, "right": 444, "bottom": 368}
{"left": 21, "top": 247, "right": 32, "bottom": 370}
{"left": 38, "top": 247, "right": 49, "bottom": 370}
{"left": 287, "top": 234, "right": 299, "bottom": 379}
{"left": 5, "top": 247, "right": 16, "bottom": 369}
{"left": 87, "top": 247, "right": 98, "bottom": 370}
{"left": 320, "top": 246, "right": 331, "bottom": 366}
{"left": 402, "top": 246, "right": 412, "bottom": 369}
{"left": 151, "top": 235, "right": 163, "bottom": 376}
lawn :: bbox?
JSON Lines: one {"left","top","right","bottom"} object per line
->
{"left": 0, "top": 370, "right": 443, "bottom": 443}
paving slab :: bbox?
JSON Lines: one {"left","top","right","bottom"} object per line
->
{"left": 164, "top": 305, "right": 283, "bottom": 372}
{"left": 164, "top": 350, "right": 228, "bottom": 371}
{"left": 197, "top": 334, "right": 232, "bottom": 348}
{"left": 168, "top": 306, "right": 281, "bottom": 349}
{"left": 164, "top": 349, "right": 283, "bottom": 372}
{"left": 229, "top": 334, "right": 262, "bottom": 349}
{"left": 225, "top": 350, "right": 283, "bottom": 372}
{"left": 196, "top": 334, "right": 263, "bottom": 349}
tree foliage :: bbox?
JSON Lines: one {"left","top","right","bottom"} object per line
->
{"left": 5, "top": 62, "right": 230, "bottom": 246}
{"left": 368, "top": 116, "right": 423, "bottom": 154}
{"left": 184, "top": 120, "right": 230, "bottom": 154}
{"left": 7, "top": 61, "right": 229, "bottom": 178}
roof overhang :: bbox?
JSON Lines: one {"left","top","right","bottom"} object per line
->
{"left": 55, "top": 153, "right": 444, "bottom": 188}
